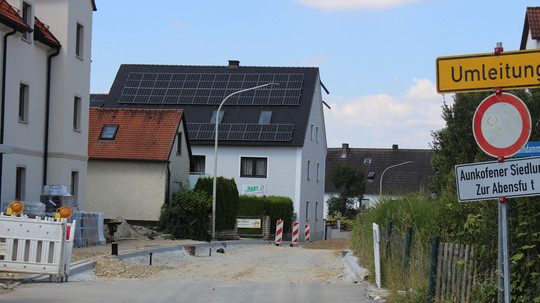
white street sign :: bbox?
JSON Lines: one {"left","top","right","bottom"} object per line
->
{"left": 455, "top": 156, "right": 540, "bottom": 202}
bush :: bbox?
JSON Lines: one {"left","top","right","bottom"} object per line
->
{"left": 238, "top": 195, "right": 294, "bottom": 234}
{"left": 158, "top": 187, "right": 210, "bottom": 241}
{"left": 194, "top": 176, "right": 239, "bottom": 231}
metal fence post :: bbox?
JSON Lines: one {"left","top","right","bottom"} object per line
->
{"left": 404, "top": 226, "right": 413, "bottom": 277}
{"left": 386, "top": 221, "right": 393, "bottom": 258}
{"left": 428, "top": 235, "right": 440, "bottom": 303}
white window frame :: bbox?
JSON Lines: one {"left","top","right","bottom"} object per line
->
{"left": 307, "top": 160, "right": 311, "bottom": 181}
{"left": 73, "top": 96, "right": 81, "bottom": 131}
{"left": 240, "top": 157, "right": 268, "bottom": 178}
{"left": 19, "top": 83, "right": 29, "bottom": 123}
{"left": 191, "top": 155, "right": 206, "bottom": 174}
{"left": 21, "top": 2, "right": 32, "bottom": 42}
{"left": 71, "top": 170, "right": 79, "bottom": 204}
{"left": 258, "top": 111, "right": 272, "bottom": 124}
{"left": 306, "top": 201, "right": 309, "bottom": 221}
{"left": 76, "top": 22, "right": 84, "bottom": 58}
{"left": 15, "top": 166, "right": 26, "bottom": 201}
{"left": 176, "top": 132, "right": 182, "bottom": 155}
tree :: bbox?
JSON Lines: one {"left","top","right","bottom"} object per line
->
{"left": 430, "top": 89, "right": 540, "bottom": 302}
{"left": 327, "top": 163, "right": 365, "bottom": 218}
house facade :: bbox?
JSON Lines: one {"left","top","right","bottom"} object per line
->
{"left": 520, "top": 7, "right": 540, "bottom": 50}
{"left": 85, "top": 108, "right": 192, "bottom": 222}
{"left": 0, "top": 0, "right": 95, "bottom": 210}
{"left": 325, "top": 144, "right": 435, "bottom": 213}
{"left": 94, "top": 61, "right": 327, "bottom": 240}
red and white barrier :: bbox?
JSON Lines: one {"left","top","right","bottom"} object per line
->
{"left": 275, "top": 220, "right": 283, "bottom": 245}
{"left": 304, "top": 224, "right": 310, "bottom": 242}
{"left": 292, "top": 222, "right": 299, "bottom": 245}
{"left": 0, "top": 213, "right": 76, "bottom": 281}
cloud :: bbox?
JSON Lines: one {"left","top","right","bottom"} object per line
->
{"left": 295, "top": 0, "right": 425, "bottom": 10}
{"left": 324, "top": 78, "right": 446, "bottom": 149}
{"left": 171, "top": 19, "right": 189, "bottom": 28}
{"left": 300, "top": 54, "right": 328, "bottom": 67}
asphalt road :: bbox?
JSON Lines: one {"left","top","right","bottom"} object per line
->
{"left": 1, "top": 243, "right": 378, "bottom": 302}
{"left": 2, "top": 279, "right": 376, "bottom": 303}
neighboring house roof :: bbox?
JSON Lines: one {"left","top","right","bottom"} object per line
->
{"left": 520, "top": 7, "right": 540, "bottom": 50}
{"left": 0, "top": 0, "right": 32, "bottom": 33}
{"left": 325, "top": 144, "right": 435, "bottom": 196}
{"left": 88, "top": 108, "right": 184, "bottom": 161}
{"left": 90, "top": 93, "right": 107, "bottom": 108}
{"left": 34, "top": 17, "right": 60, "bottom": 48}
{"left": 100, "top": 62, "right": 321, "bottom": 147}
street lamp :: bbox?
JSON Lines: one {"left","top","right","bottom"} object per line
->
{"left": 212, "top": 82, "right": 279, "bottom": 240}
{"left": 379, "top": 161, "right": 413, "bottom": 197}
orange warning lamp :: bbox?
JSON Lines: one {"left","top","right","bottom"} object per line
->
{"left": 54, "top": 206, "right": 72, "bottom": 219}
{"left": 6, "top": 201, "right": 24, "bottom": 215}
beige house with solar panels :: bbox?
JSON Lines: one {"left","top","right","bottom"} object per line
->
{"left": 91, "top": 60, "right": 328, "bottom": 241}
{"left": 0, "top": 1, "right": 95, "bottom": 211}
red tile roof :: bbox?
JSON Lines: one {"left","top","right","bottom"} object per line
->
{"left": 88, "top": 108, "right": 183, "bottom": 161}
{"left": 527, "top": 7, "right": 540, "bottom": 39}
{"left": 0, "top": 0, "right": 31, "bottom": 33}
{"left": 34, "top": 16, "right": 60, "bottom": 47}
{"left": 521, "top": 7, "right": 540, "bottom": 49}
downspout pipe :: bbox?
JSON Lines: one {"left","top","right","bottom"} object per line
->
{"left": 43, "top": 46, "right": 61, "bottom": 187}
{"left": 0, "top": 28, "right": 17, "bottom": 204}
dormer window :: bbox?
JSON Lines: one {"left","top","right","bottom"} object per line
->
{"left": 100, "top": 125, "right": 118, "bottom": 140}
{"left": 364, "top": 158, "right": 372, "bottom": 164}
{"left": 258, "top": 111, "right": 272, "bottom": 124}
{"left": 367, "top": 172, "right": 375, "bottom": 181}
{"left": 210, "top": 110, "right": 224, "bottom": 123}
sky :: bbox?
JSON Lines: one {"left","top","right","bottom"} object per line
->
{"left": 90, "top": 0, "right": 539, "bottom": 149}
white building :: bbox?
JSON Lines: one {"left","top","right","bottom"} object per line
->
{"left": 520, "top": 7, "right": 540, "bottom": 50}
{"left": 0, "top": 0, "right": 95, "bottom": 210}
{"left": 92, "top": 61, "right": 328, "bottom": 240}
{"left": 86, "top": 108, "right": 192, "bottom": 222}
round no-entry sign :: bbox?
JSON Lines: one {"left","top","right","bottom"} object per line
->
{"left": 473, "top": 92, "right": 531, "bottom": 158}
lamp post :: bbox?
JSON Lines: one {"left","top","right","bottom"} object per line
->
{"left": 379, "top": 161, "right": 413, "bottom": 197}
{"left": 212, "top": 82, "right": 278, "bottom": 240}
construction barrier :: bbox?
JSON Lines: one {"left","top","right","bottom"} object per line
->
{"left": 0, "top": 213, "right": 76, "bottom": 281}
{"left": 275, "top": 220, "right": 283, "bottom": 245}
{"left": 292, "top": 222, "right": 299, "bottom": 245}
{"left": 304, "top": 224, "right": 310, "bottom": 242}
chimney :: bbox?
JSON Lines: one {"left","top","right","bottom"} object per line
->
{"left": 341, "top": 143, "right": 349, "bottom": 158}
{"left": 228, "top": 60, "right": 240, "bottom": 69}
{"left": 392, "top": 144, "right": 398, "bottom": 150}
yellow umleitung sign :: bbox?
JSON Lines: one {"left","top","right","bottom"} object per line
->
{"left": 436, "top": 49, "right": 540, "bottom": 93}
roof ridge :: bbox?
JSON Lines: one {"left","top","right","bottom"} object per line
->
{"left": 93, "top": 107, "right": 183, "bottom": 112}
{"left": 119, "top": 63, "right": 319, "bottom": 69}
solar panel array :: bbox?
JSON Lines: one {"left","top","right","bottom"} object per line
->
{"left": 187, "top": 123, "right": 294, "bottom": 142}
{"left": 90, "top": 94, "right": 107, "bottom": 108}
{"left": 118, "top": 73, "right": 304, "bottom": 106}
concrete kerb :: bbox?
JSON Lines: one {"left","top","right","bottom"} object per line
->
{"left": 342, "top": 249, "right": 391, "bottom": 301}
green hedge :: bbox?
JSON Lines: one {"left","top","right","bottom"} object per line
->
{"left": 238, "top": 195, "right": 294, "bottom": 234}
{"left": 194, "top": 176, "right": 238, "bottom": 231}
{"left": 158, "top": 188, "right": 210, "bottom": 241}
